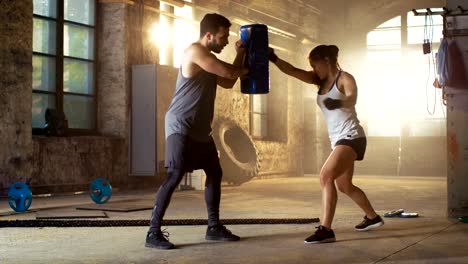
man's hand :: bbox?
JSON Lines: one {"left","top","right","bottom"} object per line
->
{"left": 240, "top": 67, "right": 250, "bottom": 80}
{"left": 268, "top": 47, "right": 278, "bottom": 63}
{"left": 235, "top": 40, "right": 247, "bottom": 54}
{"left": 323, "top": 98, "right": 342, "bottom": 110}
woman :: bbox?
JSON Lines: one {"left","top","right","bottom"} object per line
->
{"left": 269, "top": 45, "right": 384, "bottom": 243}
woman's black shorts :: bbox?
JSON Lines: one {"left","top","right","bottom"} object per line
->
{"left": 335, "top": 137, "right": 367, "bottom": 161}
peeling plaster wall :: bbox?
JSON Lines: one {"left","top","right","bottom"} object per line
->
{"left": 32, "top": 136, "right": 126, "bottom": 193}
{"left": 0, "top": 0, "right": 33, "bottom": 194}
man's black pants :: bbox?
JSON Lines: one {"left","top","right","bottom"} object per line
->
{"left": 149, "top": 134, "right": 222, "bottom": 232}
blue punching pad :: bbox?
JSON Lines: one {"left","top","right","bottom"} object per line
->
{"left": 240, "top": 24, "right": 269, "bottom": 94}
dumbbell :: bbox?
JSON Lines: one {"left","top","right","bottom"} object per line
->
{"left": 89, "top": 178, "right": 112, "bottom": 204}
{"left": 8, "top": 182, "right": 33, "bottom": 212}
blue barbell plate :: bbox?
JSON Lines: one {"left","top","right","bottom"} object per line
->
{"left": 8, "top": 182, "right": 33, "bottom": 212}
{"left": 89, "top": 178, "right": 112, "bottom": 204}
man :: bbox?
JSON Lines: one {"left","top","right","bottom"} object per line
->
{"left": 145, "top": 13, "right": 249, "bottom": 250}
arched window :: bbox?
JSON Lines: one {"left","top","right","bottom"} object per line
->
{"left": 360, "top": 9, "right": 445, "bottom": 137}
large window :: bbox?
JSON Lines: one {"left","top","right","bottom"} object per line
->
{"left": 33, "top": 0, "right": 96, "bottom": 132}
{"left": 362, "top": 9, "right": 445, "bottom": 137}
{"left": 154, "top": 1, "right": 196, "bottom": 67}
{"left": 250, "top": 94, "right": 268, "bottom": 138}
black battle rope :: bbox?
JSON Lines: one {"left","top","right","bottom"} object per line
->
{"left": 0, "top": 218, "right": 319, "bottom": 228}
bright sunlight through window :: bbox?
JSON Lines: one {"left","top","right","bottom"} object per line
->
{"left": 362, "top": 10, "right": 445, "bottom": 137}
{"left": 149, "top": 1, "right": 197, "bottom": 67}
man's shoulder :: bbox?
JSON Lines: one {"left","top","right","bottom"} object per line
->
{"left": 187, "top": 42, "right": 205, "bottom": 53}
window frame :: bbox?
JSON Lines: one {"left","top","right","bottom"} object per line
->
{"left": 248, "top": 48, "right": 289, "bottom": 142}
{"left": 32, "top": 0, "right": 98, "bottom": 135}
{"left": 364, "top": 10, "right": 445, "bottom": 137}
{"left": 249, "top": 94, "right": 269, "bottom": 140}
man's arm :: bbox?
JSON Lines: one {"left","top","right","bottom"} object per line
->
{"left": 217, "top": 42, "right": 246, "bottom": 88}
{"left": 269, "top": 48, "right": 319, "bottom": 85}
{"left": 190, "top": 44, "right": 247, "bottom": 80}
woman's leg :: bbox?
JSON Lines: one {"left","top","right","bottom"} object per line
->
{"left": 334, "top": 149, "right": 377, "bottom": 219}
{"left": 319, "top": 145, "right": 357, "bottom": 229}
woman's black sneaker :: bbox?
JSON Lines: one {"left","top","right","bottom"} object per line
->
{"left": 355, "top": 215, "right": 384, "bottom": 231}
{"left": 205, "top": 225, "right": 240, "bottom": 241}
{"left": 145, "top": 229, "right": 175, "bottom": 249}
{"left": 304, "top": 225, "right": 336, "bottom": 244}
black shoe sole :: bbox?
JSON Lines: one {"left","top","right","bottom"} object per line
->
{"left": 355, "top": 221, "right": 384, "bottom": 231}
{"left": 205, "top": 235, "right": 240, "bottom": 241}
{"left": 304, "top": 237, "right": 336, "bottom": 244}
{"left": 145, "top": 242, "right": 175, "bottom": 249}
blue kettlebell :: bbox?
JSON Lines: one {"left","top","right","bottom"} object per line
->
{"left": 89, "top": 178, "right": 112, "bottom": 204}
{"left": 8, "top": 182, "right": 33, "bottom": 212}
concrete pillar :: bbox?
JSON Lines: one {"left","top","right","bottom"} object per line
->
{"left": 97, "top": 3, "right": 129, "bottom": 137}
{"left": 0, "top": 0, "right": 33, "bottom": 193}
{"left": 446, "top": 0, "right": 468, "bottom": 218}
{"left": 446, "top": 90, "right": 468, "bottom": 217}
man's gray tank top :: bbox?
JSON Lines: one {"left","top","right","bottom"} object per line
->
{"left": 165, "top": 68, "right": 217, "bottom": 142}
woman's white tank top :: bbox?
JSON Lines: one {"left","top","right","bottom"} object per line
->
{"left": 316, "top": 71, "right": 365, "bottom": 148}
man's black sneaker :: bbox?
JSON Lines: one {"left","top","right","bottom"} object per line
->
{"left": 355, "top": 215, "right": 384, "bottom": 231}
{"left": 205, "top": 225, "right": 240, "bottom": 241}
{"left": 304, "top": 225, "right": 336, "bottom": 244}
{"left": 145, "top": 229, "right": 174, "bottom": 249}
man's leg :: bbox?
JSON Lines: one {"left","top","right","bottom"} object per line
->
{"left": 202, "top": 140, "right": 239, "bottom": 241}
{"left": 146, "top": 134, "right": 188, "bottom": 249}
{"left": 148, "top": 168, "right": 186, "bottom": 232}
{"left": 145, "top": 168, "right": 185, "bottom": 249}
{"left": 203, "top": 159, "right": 223, "bottom": 228}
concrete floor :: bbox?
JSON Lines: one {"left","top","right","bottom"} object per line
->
{"left": 1, "top": 175, "right": 467, "bottom": 263}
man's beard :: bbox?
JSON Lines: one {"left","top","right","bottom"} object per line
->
{"left": 209, "top": 41, "right": 223, "bottom": 53}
